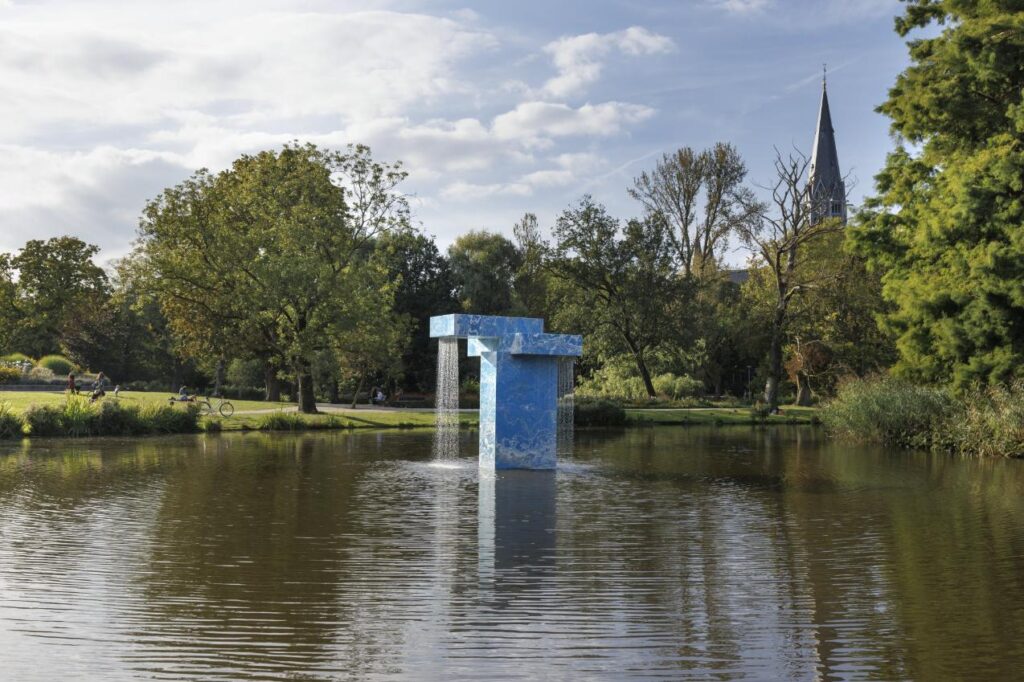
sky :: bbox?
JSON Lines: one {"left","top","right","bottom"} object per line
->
{"left": 0, "top": 0, "right": 912, "bottom": 266}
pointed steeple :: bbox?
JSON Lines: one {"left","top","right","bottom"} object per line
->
{"left": 808, "top": 72, "right": 846, "bottom": 224}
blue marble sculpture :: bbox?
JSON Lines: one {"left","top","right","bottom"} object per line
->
{"left": 430, "top": 314, "right": 582, "bottom": 470}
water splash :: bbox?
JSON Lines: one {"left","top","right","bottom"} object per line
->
{"left": 433, "top": 337, "right": 460, "bottom": 460}
{"left": 557, "top": 357, "right": 575, "bottom": 455}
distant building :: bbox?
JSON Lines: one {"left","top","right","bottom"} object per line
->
{"left": 808, "top": 75, "right": 847, "bottom": 225}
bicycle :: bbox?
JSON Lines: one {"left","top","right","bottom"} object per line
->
{"left": 168, "top": 394, "right": 234, "bottom": 417}
{"left": 200, "top": 395, "right": 235, "bottom": 418}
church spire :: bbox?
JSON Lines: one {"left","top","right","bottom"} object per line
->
{"left": 808, "top": 72, "right": 846, "bottom": 224}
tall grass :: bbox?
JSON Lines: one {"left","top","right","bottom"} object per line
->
{"left": 0, "top": 402, "right": 24, "bottom": 439}
{"left": 257, "top": 412, "right": 348, "bottom": 431}
{"left": 823, "top": 375, "right": 1024, "bottom": 457}
{"left": 22, "top": 397, "right": 200, "bottom": 438}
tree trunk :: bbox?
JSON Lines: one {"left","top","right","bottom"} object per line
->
{"left": 636, "top": 353, "right": 656, "bottom": 398}
{"left": 264, "top": 363, "right": 281, "bottom": 402}
{"left": 764, "top": 306, "right": 786, "bottom": 412}
{"left": 795, "top": 372, "right": 814, "bottom": 406}
{"left": 296, "top": 361, "right": 317, "bottom": 414}
{"left": 350, "top": 374, "right": 364, "bottom": 409}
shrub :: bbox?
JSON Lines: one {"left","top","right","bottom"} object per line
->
{"left": 37, "top": 354, "right": 76, "bottom": 375}
{"left": 0, "top": 367, "right": 20, "bottom": 385}
{"left": 946, "top": 382, "right": 1024, "bottom": 458}
{"left": 822, "top": 375, "right": 955, "bottom": 449}
{"left": 95, "top": 400, "right": 145, "bottom": 435}
{"left": 23, "top": 404, "right": 66, "bottom": 437}
{"left": 26, "top": 366, "right": 57, "bottom": 383}
{"left": 0, "top": 353, "right": 32, "bottom": 364}
{"left": 203, "top": 419, "right": 223, "bottom": 433}
{"left": 22, "top": 397, "right": 200, "bottom": 437}
{"left": 0, "top": 403, "right": 24, "bottom": 439}
{"left": 652, "top": 373, "right": 703, "bottom": 400}
{"left": 258, "top": 412, "right": 308, "bottom": 431}
{"left": 139, "top": 403, "right": 201, "bottom": 434}
{"left": 574, "top": 398, "right": 627, "bottom": 427}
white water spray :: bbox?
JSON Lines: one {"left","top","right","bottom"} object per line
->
{"left": 433, "top": 337, "right": 460, "bottom": 460}
{"left": 557, "top": 357, "right": 575, "bottom": 455}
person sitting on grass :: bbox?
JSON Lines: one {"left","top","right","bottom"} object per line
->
{"left": 88, "top": 371, "right": 107, "bottom": 403}
{"left": 177, "top": 385, "right": 192, "bottom": 402}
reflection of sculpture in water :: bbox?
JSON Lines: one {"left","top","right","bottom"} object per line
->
{"left": 478, "top": 470, "right": 557, "bottom": 589}
{"left": 430, "top": 314, "right": 582, "bottom": 470}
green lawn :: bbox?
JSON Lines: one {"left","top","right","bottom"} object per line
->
{"left": 0, "top": 389, "right": 479, "bottom": 434}
{"left": 0, "top": 389, "right": 293, "bottom": 415}
{"left": 1, "top": 390, "right": 817, "bottom": 436}
{"left": 626, "top": 405, "right": 820, "bottom": 426}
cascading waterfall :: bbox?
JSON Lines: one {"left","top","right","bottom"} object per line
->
{"left": 433, "top": 337, "right": 460, "bottom": 460}
{"left": 556, "top": 357, "right": 575, "bottom": 454}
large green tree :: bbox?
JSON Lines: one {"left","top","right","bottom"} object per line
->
{"left": 373, "top": 230, "right": 456, "bottom": 391}
{"left": 8, "top": 236, "right": 109, "bottom": 357}
{"left": 849, "top": 0, "right": 1024, "bottom": 387}
{"left": 548, "top": 196, "right": 683, "bottom": 397}
{"left": 139, "top": 143, "right": 408, "bottom": 413}
{"left": 448, "top": 230, "right": 522, "bottom": 315}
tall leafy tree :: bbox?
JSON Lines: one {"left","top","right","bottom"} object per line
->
{"left": 512, "top": 212, "right": 549, "bottom": 318}
{"left": 373, "top": 230, "right": 456, "bottom": 391}
{"left": 448, "top": 230, "right": 522, "bottom": 315}
{"left": 9, "top": 236, "right": 109, "bottom": 357}
{"left": 0, "top": 254, "right": 18, "bottom": 355}
{"left": 139, "top": 143, "right": 408, "bottom": 413}
{"left": 548, "top": 196, "right": 682, "bottom": 397}
{"left": 849, "top": 0, "right": 1024, "bottom": 387}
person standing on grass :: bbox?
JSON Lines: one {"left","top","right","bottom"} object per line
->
{"left": 67, "top": 373, "right": 77, "bottom": 394}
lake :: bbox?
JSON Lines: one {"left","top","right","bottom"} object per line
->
{"left": 1, "top": 427, "right": 1023, "bottom": 680}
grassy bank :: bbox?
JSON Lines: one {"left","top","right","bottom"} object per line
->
{"left": 822, "top": 376, "right": 1024, "bottom": 457}
{"left": 626, "top": 406, "right": 819, "bottom": 426}
{"left": 0, "top": 389, "right": 819, "bottom": 440}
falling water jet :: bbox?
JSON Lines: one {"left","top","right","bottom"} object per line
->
{"left": 433, "top": 337, "right": 460, "bottom": 460}
{"left": 557, "top": 357, "right": 575, "bottom": 455}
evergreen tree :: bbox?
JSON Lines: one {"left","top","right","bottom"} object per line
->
{"left": 849, "top": 0, "right": 1024, "bottom": 387}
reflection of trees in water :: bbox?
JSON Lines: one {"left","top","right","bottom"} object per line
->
{"left": 3, "top": 428, "right": 1024, "bottom": 678}
{"left": 567, "top": 427, "right": 1024, "bottom": 678}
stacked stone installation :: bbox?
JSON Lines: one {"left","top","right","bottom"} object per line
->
{"left": 429, "top": 314, "right": 583, "bottom": 470}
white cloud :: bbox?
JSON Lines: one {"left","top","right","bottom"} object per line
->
{"left": 711, "top": 0, "right": 898, "bottom": 24}
{"left": 0, "top": 3, "right": 670, "bottom": 256}
{"left": 493, "top": 101, "right": 655, "bottom": 145}
{"left": 541, "top": 26, "right": 674, "bottom": 98}
{"left": 712, "top": 0, "right": 769, "bottom": 14}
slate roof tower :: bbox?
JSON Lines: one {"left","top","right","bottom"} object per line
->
{"left": 808, "top": 73, "right": 846, "bottom": 225}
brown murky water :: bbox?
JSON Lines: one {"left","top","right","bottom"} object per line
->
{"left": 1, "top": 427, "right": 1022, "bottom": 680}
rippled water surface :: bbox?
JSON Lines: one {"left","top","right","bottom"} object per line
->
{"left": 2, "top": 427, "right": 1024, "bottom": 680}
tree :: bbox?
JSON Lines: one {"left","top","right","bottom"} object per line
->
{"left": 9, "top": 236, "right": 109, "bottom": 357}
{"left": 742, "top": 232, "right": 895, "bottom": 406}
{"left": 373, "top": 230, "right": 456, "bottom": 391}
{"left": 737, "top": 149, "right": 846, "bottom": 411}
{"left": 512, "top": 212, "right": 549, "bottom": 318}
{"left": 448, "top": 230, "right": 522, "bottom": 315}
{"left": 0, "top": 254, "right": 18, "bottom": 355}
{"left": 629, "top": 143, "right": 753, "bottom": 279}
{"left": 548, "top": 196, "right": 682, "bottom": 397}
{"left": 139, "top": 143, "right": 408, "bottom": 413}
{"left": 849, "top": 1, "right": 1024, "bottom": 388}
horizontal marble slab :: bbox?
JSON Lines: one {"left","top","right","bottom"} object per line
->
{"left": 429, "top": 314, "right": 543, "bottom": 339}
